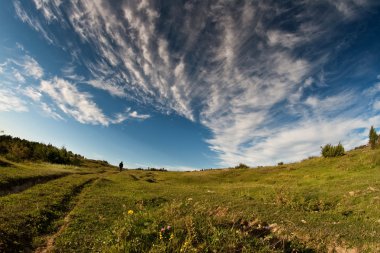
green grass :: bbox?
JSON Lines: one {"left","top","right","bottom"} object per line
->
{"left": 0, "top": 158, "right": 70, "bottom": 186}
{"left": 0, "top": 174, "right": 97, "bottom": 251}
{"left": 0, "top": 156, "right": 113, "bottom": 194}
{"left": 1, "top": 147, "right": 379, "bottom": 252}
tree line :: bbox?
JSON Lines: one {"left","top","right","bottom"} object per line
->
{"left": 0, "top": 135, "right": 84, "bottom": 165}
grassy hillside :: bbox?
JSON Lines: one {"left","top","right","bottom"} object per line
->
{"left": 0, "top": 147, "right": 379, "bottom": 252}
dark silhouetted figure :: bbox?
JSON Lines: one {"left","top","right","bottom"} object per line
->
{"left": 119, "top": 161, "right": 123, "bottom": 172}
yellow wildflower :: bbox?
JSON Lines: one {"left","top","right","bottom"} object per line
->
{"left": 180, "top": 241, "right": 190, "bottom": 252}
{"left": 169, "top": 233, "right": 174, "bottom": 240}
{"left": 127, "top": 210, "right": 134, "bottom": 215}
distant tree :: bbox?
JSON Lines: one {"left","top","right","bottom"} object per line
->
{"left": 321, "top": 142, "right": 345, "bottom": 158}
{"left": 369, "top": 126, "right": 378, "bottom": 149}
{"left": 234, "top": 163, "right": 249, "bottom": 169}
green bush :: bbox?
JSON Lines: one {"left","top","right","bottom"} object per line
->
{"left": 321, "top": 143, "right": 345, "bottom": 158}
{"left": 234, "top": 163, "right": 249, "bottom": 169}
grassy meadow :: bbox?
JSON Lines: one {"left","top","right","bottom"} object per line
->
{"left": 0, "top": 147, "right": 379, "bottom": 252}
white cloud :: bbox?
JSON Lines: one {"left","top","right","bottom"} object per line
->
{"left": 109, "top": 108, "right": 150, "bottom": 123}
{"left": 85, "top": 79, "right": 126, "bottom": 98}
{"left": 13, "top": 0, "right": 54, "bottom": 44}
{"left": 330, "top": 0, "right": 372, "bottom": 19}
{"left": 304, "top": 77, "right": 314, "bottom": 87}
{"left": 332, "top": 1, "right": 356, "bottom": 19}
{"left": 305, "top": 92, "right": 354, "bottom": 114}
{"left": 1, "top": 55, "right": 43, "bottom": 83}
{"left": 0, "top": 89, "right": 28, "bottom": 112}
{"left": 16, "top": 42, "right": 25, "bottom": 51}
{"left": 13, "top": 70, "right": 26, "bottom": 83}
{"left": 39, "top": 77, "right": 148, "bottom": 125}
{"left": 129, "top": 110, "right": 150, "bottom": 120}
{"left": 32, "top": 0, "right": 61, "bottom": 21}
{"left": 162, "top": 165, "right": 200, "bottom": 172}
{"left": 170, "top": 85, "right": 194, "bottom": 121}
{"left": 23, "top": 86, "right": 42, "bottom": 101}
{"left": 23, "top": 56, "right": 43, "bottom": 79}
{"left": 40, "top": 102, "right": 64, "bottom": 120}
{"left": 111, "top": 112, "right": 129, "bottom": 124}
{"left": 373, "top": 101, "right": 380, "bottom": 111}
{"left": 364, "top": 82, "right": 380, "bottom": 96}
{"left": 1, "top": 53, "right": 143, "bottom": 126}
{"left": 40, "top": 77, "right": 109, "bottom": 125}
{"left": 158, "top": 38, "right": 170, "bottom": 66}
{"left": 267, "top": 30, "right": 303, "bottom": 48}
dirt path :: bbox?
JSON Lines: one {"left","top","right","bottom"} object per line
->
{"left": 34, "top": 177, "right": 100, "bottom": 253}
{"left": 0, "top": 174, "right": 70, "bottom": 197}
{"left": 35, "top": 213, "right": 71, "bottom": 253}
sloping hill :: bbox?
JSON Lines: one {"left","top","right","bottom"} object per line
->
{"left": 0, "top": 147, "right": 379, "bottom": 252}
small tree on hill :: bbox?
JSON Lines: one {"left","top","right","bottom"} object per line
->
{"left": 321, "top": 142, "right": 345, "bottom": 157}
{"left": 369, "top": 126, "right": 378, "bottom": 149}
{"left": 234, "top": 163, "right": 249, "bottom": 169}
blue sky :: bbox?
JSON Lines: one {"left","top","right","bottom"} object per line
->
{"left": 0, "top": 0, "right": 380, "bottom": 170}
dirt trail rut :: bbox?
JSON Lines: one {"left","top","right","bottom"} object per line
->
{"left": 35, "top": 177, "right": 100, "bottom": 253}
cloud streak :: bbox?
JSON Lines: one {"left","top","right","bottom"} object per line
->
{"left": 39, "top": 77, "right": 149, "bottom": 126}
{"left": 13, "top": 0, "right": 55, "bottom": 44}
{"left": 40, "top": 77, "right": 110, "bottom": 125}
{"left": 23, "top": 56, "right": 44, "bottom": 79}
{"left": 0, "top": 89, "right": 28, "bottom": 112}
{"left": 1, "top": 52, "right": 148, "bottom": 126}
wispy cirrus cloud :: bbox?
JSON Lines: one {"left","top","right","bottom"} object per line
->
{"left": 0, "top": 89, "right": 28, "bottom": 112}
{"left": 32, "top": 0, "right": 63, "bottom": 22}
{"left": 1, "top": 50, "right": 148, "bottom": 125}
{"left": 12, "top": 70, "right": 26, "bottom": 83}
{"left": 128, "top": 109, "right": 150, "bottom": 120}
{"left": 329, "top": 0, "right": 377, "bottom": 20}
{"left": 12, "top": 0, "right": 380, "bottom": 166}
{"left": 110, "top": 108, "right": 150, "bottom": 124}
{"left": 40, "top": 102, "right": 64, "bottom": 121}
{"left": 2, "top": 54, "right": 44, "bottom": 81}
{"left": 85, "top": 79, "right": 126, "bottom": 98}
{"left": 40, "top": 77, "right": 150, "bottom": 125}
{"left": 23, "top": 55, "right": 44, "bottom": 79}
{"left": 373, "top": 101, "right": 380, "bottom": 111}
{"left": 40, "top": 77, "right": 111, "bottom": 126}
{"left": 13, "top": 0, "right": 54, "bottom": 44}
{"left": 22, "top": 86, "right": 42, "bottom": 101}
{"left": 364, "top": 82, "right": 380, "bottom": 96}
